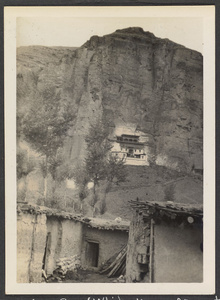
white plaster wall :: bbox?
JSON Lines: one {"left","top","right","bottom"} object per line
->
{"left": 60, "top": 220, "right": 83, "bottom": 258}
{"left": 154, "top": 222, "right": 203, "bottom": 282}
{"left": 29, "top": 214, "right": 47, "bottom": 282}
{"left": 46, "top": 218, "right": 83, "bottom": 274}
{"left": 17, "top": 213, "right": 35, "bottom": 283}
{"left": 125, "top": 157, "right": 149, "bottom": 166}
{"left": 17, "top": 212, "right": 47, "bottom": 283}
{"left": 46, "top": 217, "right": 63, "bottom": 274}
{"left": 81, "top": 226, "right": 128, "bottom": 268}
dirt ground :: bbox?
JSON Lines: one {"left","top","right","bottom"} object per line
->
{"left": 64, "top": 269, "right": 116, "bottom": 283}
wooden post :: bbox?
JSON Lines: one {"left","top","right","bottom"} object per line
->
{"left": 149, "top": 218, "right": 154, "bottom": 283}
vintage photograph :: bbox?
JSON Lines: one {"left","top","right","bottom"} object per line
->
{"left": 16, "top": 16, "right": 203, "bottom": 284}
{"left": 4, "top": 5, "right": 215, "bottom": 295}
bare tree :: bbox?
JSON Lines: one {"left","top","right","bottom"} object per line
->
{"left": 20, "top": 86, "right": 75, "bottom": 202}
{"left": 73, "top": 118, "right": 127, "bottom": 215}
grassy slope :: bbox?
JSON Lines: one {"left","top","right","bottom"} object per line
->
{"left": 103, "top": 165, "right": 202, "bottom": 221}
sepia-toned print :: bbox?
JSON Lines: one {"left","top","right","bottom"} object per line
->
{"left": 16, "top": 19, "right": 203, "bottom": 284}
{"left": 4, "top": 6, "right": 215, "bottom": 295}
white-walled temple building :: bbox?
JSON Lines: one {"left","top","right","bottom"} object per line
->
{"left": 111, "top": 134, "right": 149, "bottom": 166}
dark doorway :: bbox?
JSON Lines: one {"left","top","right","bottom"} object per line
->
{"left": 86, "top": 241, "right": 99, "bottom": 268}
{"left": 127, "top": 148, "right": 134, "bottom": 157}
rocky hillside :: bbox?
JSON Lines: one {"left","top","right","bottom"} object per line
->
{"left": 17, "top": 27, "right": 203, "bottom": 211}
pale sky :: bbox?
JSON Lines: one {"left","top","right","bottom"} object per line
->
{"left": 17, "top": 17, "right": 203, "bottom": 53}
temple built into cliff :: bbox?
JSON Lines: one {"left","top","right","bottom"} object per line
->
{"left": 111, "top": 134, "right": 148, "bottom": 166}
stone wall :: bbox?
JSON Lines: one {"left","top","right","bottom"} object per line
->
{"left": 56, "top": 255, "right": 81, "bottom": 274}
{"left": 81, "top": 225, "right": 128, "bottom": 269}
{"left": 154, "top": 222, "right": 203, "bottom": 282}
{"left": 17, "top": 212, "right": 47, "bottom": 283}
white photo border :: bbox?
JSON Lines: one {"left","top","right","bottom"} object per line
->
{"left": 4, "top": 5, "right": 215, "bottom": 295}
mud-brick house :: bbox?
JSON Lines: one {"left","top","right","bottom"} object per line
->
{"left": 126, "top": 200, "right": 203, "bottom": 283}
{"left": 17, "top": 204, "right": 129, "bottom": 283}
{"left": 81, "top": 218, "right": 129, "bottom": 269}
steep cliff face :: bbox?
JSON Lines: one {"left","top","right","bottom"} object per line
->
{"left": 17, "top": 27, "right": 203, "bottom": 172}
{"left": 17, "top": 27, "right": 203, "bottom": 208}
{"left": 79, "top": 28, "right": 203, "bottom": 172}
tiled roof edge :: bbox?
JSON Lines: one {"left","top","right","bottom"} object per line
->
{"left": 17, "top": 203, "right": 130, "bottom": 231}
